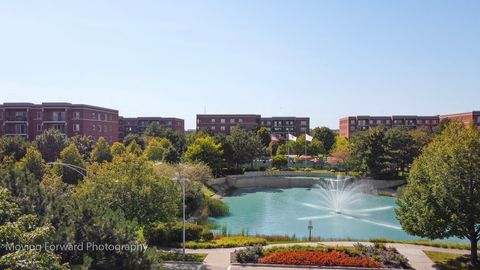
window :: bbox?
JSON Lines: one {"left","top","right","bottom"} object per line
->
{"left": 300, "top": 127, "right": 307, "bottom": 132}
{"left": 267, "top": 121, "right": 271, "bottom": 125}
{"left": 477, "top": 116, "right": 480, "bottom": 123}
{"left": 301, "top": 121, "right": 307, "bottom": 125}
{"left": 432, "top": 120, "right": 437, "bottom": 124}
{"left": 36, "top": 111, "right": 42, "bottom": 120}
{"left": 211, "top": 126, "right": 216, "bottom": 130}
{"left": 221, "top": 119, "right": 225, "bottom": 123}
{"left": 350, "top": 119, "right": 356, "bottom": 124}
{"left": 167, "top": 121, "right": 172, "bottom": 125}
{"left": 98, "top": 125, "right": 102, "bottom": 132}
{"left": 52, "top": 112, "right": 65, "bottom": 121}
{"left": 92, "top": 113, "right": 96, "bottom": 119}
{"left": 376, "top": 120, "right": 382, "bottom": 124}
{"left": 238, "top": 118, "right": 243, "bottom": 123}
{"left": 386, "top": 120, "right": 391, "bottom": 124}
{"left": 97, "top": 114, "right": 101, "bottom": 121}
{"left": 211, "top": 119, "right": 216, "bottom": 123}
{"left": 417, "top": 120, "right": 423, "bottom": 124}
{"left": 230, "top": 119, "right": 235, "bottom": 124}
{"left": 73, "top": 124, "right": 80, "bottom": 132}
{"left": 220, "top": 126, "right": 226, "bottom": 131}
{"left": 0, "top": 111, "right": 2, "bottom": 120}
{"left": 73, "top": 111, "right": 80, "bottom": 120}
{"left": 37, "top": 124, "right": 42, "bottom": 132}
{"left": 358, "top": 120, "right": 366, "bottom": 126}
{"left": 369, "top": 120, "right": 373, "bottom": 124}
{"left": 15, "top": 124, "right": 27, "bottom": 134}
{"left": 425, "top": 120, "right": 430, "bottom": 124}
{"left": 104, "top": 114, "right": 107, "bottom": 121}
{"left": 92, "top": 125, "right": 96, "bottom": 131}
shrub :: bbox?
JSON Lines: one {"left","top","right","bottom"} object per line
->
{"left": 206, "top": 197, "right": 229, "bottom": 217}
{"left": 157, "top": 252, "right": 207, "bottom": 262}
{"left": 235, "top": 245, "right": 264, "bottom": 263}
{"left": 272, "top": 155, "right": 288, "bottom": 168}
{"left": 353, "top": 243, "right": 410, "bottom": 269}
{"left": 144, "top": 222, "right": 203, "bottom": 246}
{"left": 258, "top": 250, "right": 383, "bottom": 268}
{"left": 201, "top": 229, "right": 214, "bottom": 242}
{"left": 186, "top": 236, "right": 267, "bottom": 249}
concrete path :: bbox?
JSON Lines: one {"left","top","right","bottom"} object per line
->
{"left": 163, "top": 242, "right": 469, "bottom": 270}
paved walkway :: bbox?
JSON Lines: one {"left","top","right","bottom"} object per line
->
{"left": 163, "top": 242, "right": 469, "bottom": 270}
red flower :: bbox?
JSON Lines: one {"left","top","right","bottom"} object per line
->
{"left": 258, "top": 250, "right": 383, "bottom": 268}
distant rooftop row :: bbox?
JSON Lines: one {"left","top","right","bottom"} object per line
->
{"left": 0, "top": 102, "right": 478, "bottom": 142}
{"left": 0, "top": 103, "right": 309, "bottom": 142}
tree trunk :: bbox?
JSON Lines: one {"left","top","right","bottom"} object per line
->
{"left": 471, "top": 236, "right": 479, "bottom": 266}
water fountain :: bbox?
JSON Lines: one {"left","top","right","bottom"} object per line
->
{"left": 297, "top": 175, "right": 401, "bottom": 230}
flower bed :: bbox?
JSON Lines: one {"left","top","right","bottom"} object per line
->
{"left": 233, "top": 243, "right": 411, "bottom": 269}
{"left": 186, "top": 236, "right": 267, "bottom": 249}
{"left": 258, "top": 250, "right": 383, "bottom": 268}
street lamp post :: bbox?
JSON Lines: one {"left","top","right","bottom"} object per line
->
{"left": 308, "top": 220, "right": 313, "bottom": 241}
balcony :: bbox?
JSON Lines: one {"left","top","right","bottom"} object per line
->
{"left": 5, "top": 115, "right": 27, "bottom": 122}
{"left": 43, "top": 116, "right": 66, "bottom": 122}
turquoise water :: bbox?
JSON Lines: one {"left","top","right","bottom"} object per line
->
{"left": 212, "top": 187, "right": 419, "bottom": 240}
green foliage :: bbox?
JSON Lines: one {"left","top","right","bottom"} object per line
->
{"left": 144, "top": 222, "right": 203, "bottom": 245}
{"left": 144, "top": 122, "right": 186, "bottom": 157}
{"left": 111, "top": 141, "right": 126, "bottom": 157}
{"left": 0, "top": 136, "right": 29, "bottom": 161}
{"left": 227, "top": 126, "right": 262, "bottom": 167}
{"left": 433, "top": 118, "right": 452, "bottom": 135}
{"left": 143, "top": 138, "right": 172, "bottom": 161}
{"left": 184, "top": 136, "right": 223, "bottom": 174}
{"left": 68, "top": 135, "right": 95, "bottom": 160}
{"left": 16, "top": 146, "right": 45, "bottom": 180}
{"left": 235, "top": 245, "right": 264, "bottom": 263}
{"left": 272, "top": 155, "right": 288, "bottom": 168}
{"left": 396, "top": 121, "right": 480, "bottom": 265}
{"left": 90, "top": 137, "right": 112, "bottom": 163}
{"left": 257, "top": 127, "right": 272, "bottom": 147}
{"left": 126, "top": 140, "right": 143, "bottom": 156}
{"left": 201, "top": 229, "right": 214, "bottom": 242}
{"left": 157, "top": 251, "right": 207, "bottom": 262}
{"left": 57, "top": 144, "right": 85, "bottom": 184}
{"left": 123, "top": 133, "right": 145, "bottom": 149}
{"left": 206, "top": 197, "right": 229, "bottom": 217}
{"left": 33, "top": 129, "right": 69, "bottom": 162}
{"left": 186, "top": 236, "right": 267, "bottom": 249}
{"left": 311, "top": 127, "right": 336, "bottom": 153}
{"left": 0, "top": 188, "right": 67, "bottom": 270}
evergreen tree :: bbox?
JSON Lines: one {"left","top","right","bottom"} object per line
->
{"left": 90, "top": 137, "right": 113, "bottom": 163}
{"left": 33, "top": 129, "right": 68, "bottom": 162}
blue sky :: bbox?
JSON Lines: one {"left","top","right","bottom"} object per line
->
{"left": 0, "top": 1, "right": 479, "bottom": 129}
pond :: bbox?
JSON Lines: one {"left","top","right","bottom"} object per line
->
{"left": 211, "top": 187, "right": 421, "bottom": 240}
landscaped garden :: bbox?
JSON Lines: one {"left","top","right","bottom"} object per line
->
{"left": 233, "top": 243, "right": 411, "bottom": 269}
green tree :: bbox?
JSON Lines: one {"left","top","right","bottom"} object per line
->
{"left": 433, "top": 118, "right": 452, "bottom": 135}
{"left": 272, "top": 155, "right": 288, "bottom": 168}
{"left": 68, "top": 135, "right": 95, "bottom": 160}
{"left": 384, "top": 126, "right": 418, "bottom": 174}
{"left": 0, "top": 188, "right": 67, "bottom": 270}
{"left": 143, "top": 138, "right": 173, "bottom": 161}
{"left": 227, "top": 126, "right": 262, "bottom": 168}
{"left": 350, "top": 127, "right": 389, "bottom": 178}
{"left": 0, "top": 136, "right": 29, "bottom": 161}
{"left": 186, "top": 130, "right": 211, "bottom": 146}
{"left": 33, "top": 129, "right": 68, "bottom": 162}
{"left": 16, "top": 146, "right": 45, "bottom": 180}
{"left": 90, "top": 137, "right": 112, "bottom": 163}
{"left": 408, "top": 126, "right": 433, "bottom": 151}
{"left": 311, "top": 127, "right": 336, "bottom": 153}
{"left": 144, "top": 122, "right": 187, "bottom": 156}
{"left": 213, "top": 133, "right": 234, "bottom": 168}
{"left": 257, "top": 127, "right": 272, "bottom": 147}
{"left": 123, "top": 133, "right": 144, "bottom": 149}
{"left": 396, "top": 122, "right": 480, "bottom": 265}
{"left": 184, "top": 136, "right": 223, "bottom": 175}
{"left": 111, "top": 142, "right": 126, "bottom": 157}
{"left": 328, "top": 135, "right": 352, "bottom": 168}
{"left": 57, "top": 144, "right": 85, "bottom": 184}
{"left": 308, "top": 139, "right": 326, "bottom": 156}
{"left": 126, "top": 140, "right": 143, "bottom": 156}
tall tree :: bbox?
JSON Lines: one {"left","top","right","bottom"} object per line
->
{"left": 184, "top": 136, "right": 223, "bottom": 175}
{"left": 33, "top": 129, "right": 68, "bottom": 162}
{"left": 90, "top": 137, "right": 113, "bottom": 163}
{"left": 126, "top": 140, "right": 143, "bottom": 156}
{"left": 396, "top": 122, "right": 480, "bottom": 265}
{"left": 143, "top": 138, "right": 172, "bottom": 161}
{"left": 16, "top": 146, "right": 46, "bottom": 180}
{"left": 256, "top": 127, "right": 272, "bottom": 147}
{"left": 123, "top": 133, "right": 145, "bottom": 149}
{"left": 0, "top": 135, "right": 30, "bottom": 161}
{"left": 57, "top": 144, "right": 85, "bottom": 184}
{"left": 68, "top": 135, "right": 95, "bottom": 160}
{"left": 111, "top": 142, "right": 126, "bottom": 157}
{"left": 227, "top": 126, "right": 262, "bottom": 168}
{"left": 311, "top": 127, "right": 336, "bottom": 153}
{"left": 350, "top": 127, "right": 389, "bottom": 178}
{"left": 433, "top": 118, "right": 452, "bottom": 135}
{"left": 384, "top": 127, "right": 418, "bottom": 173}
{"left": 144, "top": 122, "right": 187, "bottom": 156}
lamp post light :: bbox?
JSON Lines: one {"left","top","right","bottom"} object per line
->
{"left": 173, "top": 176, "right": 187, "bottom": 261}
{"left": 46, "top": 162, "right": 87, "bottom": 177}
{"left": 308, "top": 220, "right": 313, "bottom": 241}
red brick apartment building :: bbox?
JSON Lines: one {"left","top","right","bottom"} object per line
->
{"left": 118, "top": 117, "right": 185, "bottom": 141}
{"left": 196, "top": 114, "right": 310, "bottom": 137}
{"left": 340, "top": 111, "right": 480, "bottom": 138}
{"left": 0, "top": 102, "right": 119, "bottom": 144}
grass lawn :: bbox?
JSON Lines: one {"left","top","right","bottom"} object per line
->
{"left": 424, "top": 251, "right": 480, "bottom": 270}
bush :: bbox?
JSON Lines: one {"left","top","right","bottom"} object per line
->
{"left": 353, "top": 243, "right": 410, "bottom": 269}
{"left": 186, "top": 236, "right": 267, "bottom": 249}
{"left": 157, "top": 252, "right": 207, "bottom": 262}
{"left": 201, "top": 229, "right": 214, "bottom": 242}
{"left": 235, "top": 245, "right": 264, "bottom": 263}
{"left": 272, "top": 155, "right": 288, "bottom": 168}
{"left": 206, "top": 198, "right": 229, "bottom": 217}
{"left": 145, "top": 222, "right": 203, "bottom": 246}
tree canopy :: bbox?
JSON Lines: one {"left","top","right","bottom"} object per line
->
{"left": 396, "top": 122, "right": 480, "bottom": 265}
